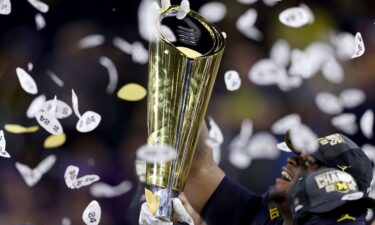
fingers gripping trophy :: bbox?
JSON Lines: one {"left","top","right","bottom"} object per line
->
{"left": 144, "top": 2, "right": 226, "bottom": 222}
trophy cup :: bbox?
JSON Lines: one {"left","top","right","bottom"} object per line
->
{"left": 145, "top": 5, "right": 225, "bottom": 221}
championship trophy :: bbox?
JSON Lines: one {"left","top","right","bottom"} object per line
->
{"left": 145, "top": 4, "right": 225, "bottom": 221}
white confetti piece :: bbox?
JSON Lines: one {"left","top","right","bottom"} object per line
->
{"left": 50, "top": 96, "right": 58, "bottom": 118}
{"left": 15, "top": 155, "right": 56, "bottom": 187}
{"left": 279, "top": 6, "right": 313, "bottom": 28}
{"left": 136, "top": 144, "right": 177, "bottom": 163}
{"left": 160, "top": 25, "right": 177, "bottom": 42}
{"left": 132, "top": 41, "right": 148, "bottom": 64}
{"left": 28, "top": 62, "right": 33, "bottom": 71}
{"left": 277, "top": 142, "right": 292, "bottom": 152}
{"left": 0, "top": 130, "right": 10, "bottom": 158}
{"left": 205, "top": 117, "right": 224, "bottom": 148}
{"left": 137, "top": 0, "right": 160, "bottom": 42}
{"left": 229, "top": 148, "right": 252, "bottom": 169}
{"left": 331, "top": 113, "right": 358, "bottom": 135}
{"left": 248, "top": 59, "right": 288, "bottom": 86}
{"left": 26, "top": 94, "right": 46, "bottom": 118}
{"left": 35, "top": 13, "right": 46, "bottom": 30}
{"left": 315, "top": 92, "right": 343, "bottom": 115}
{"left": 351, "top": 32, "right": 365, "bottom": 59}
{"left": 221, "top": 32, "right": 227, "bottom": 39}
{"left": 0, "top": 0, "right": 11, "bottom": 15}
{"left": 89, "top": 180, "right": 133, "bottom": 198}
{"left": 78, "top": 34, "right": 105, "bottom": 49}
{"left": 362, "top": 144, "right": 375, "bottom": 162}
{"left": 321, "top": 58, "right": 344, "bottom": 84}
{"left": 277, "top": 75, "right": 302, "bottom": 91}
{"left": 161, "top": 0, "right": 171, "bottom": 9}
{"left": 289, "top": 124, "right": 318, "bottom": 154}
{"left": 366, "top": 209, "right": 373, "bottom": 222}
{"left": 299, "top": 3, "right": 314, "bottom": 24}
{"left": 82, "top": 200, "right": 101, "bottom": 225}
{"left": 330, "top": 32, "right": 355, "bottom": 61}
{"left": 61, "top": 217, "right": 71, "bottom": 225}
{"left": 16, "top": 67, "right": 38, "bottom": 95}
{"left": 224, "top": 70, "right": 241, "bottom": 91}
{"left": 99, "top": 56, "right": 118, "bottom": 94}
{"left": 199, "top": 2, "right": 227, "bottom": 23}
{"left": 339, "top": 88, "right": 366, "bottom": 109}
{"left": 113, "top": 37, "right": 133, "bottom": 54}
{"left": 27, "top": 0, "right": 48, "bottom": 13}
{"left": 64, "top": 165, "right": 100, "bottom": 189}
{"left": 360, "top": 109, "right": 374, "bottom": 139}
{"left": 47, "top": 70, "right": 65, "bottom": 87}
{"left": 262, "top": 0, "right": 281, "bottom": 7}
{"left": 228, "top": 120, "right": 253, "bottom": 160}
{"left": 288, "top": 49, "right": 311, "bottom": 78}
{"left": 237, "top": 0, "right": 258, "bottom": 4}
{"left": 71, "top": 89, "right": 81, "bottom": 118}
{"left": 247, "top": 132, "right": 279, "bottom": 159}
{"left": 236, "top": 9, "right": 263, "bottom": 41}
{"left": 76, "top": 111, "right": 101, "bottom": 133}
{"left": 271, "top": 113, "right": 301, "bottom": 135}
{"left": 270, "top": 39, "right": 290, "bottom": 67}
{"left": 42, "top": 99, "right": 72, "bottom": 119}
{"left": 75, "top": 175, "right": 101, "bottom": 189}
{"left": 177, "top": 0, "right": 190, "bottom": 20}
{"left": 35, "top": 111, "right": 63, "bottom": 135}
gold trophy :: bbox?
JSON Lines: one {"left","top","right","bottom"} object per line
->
{"left": 145, "top": 5, "right": 225, "bottom": 221}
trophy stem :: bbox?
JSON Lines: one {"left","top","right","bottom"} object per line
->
{"left": 148, "top": 184, "right": 179, "bottom": 221}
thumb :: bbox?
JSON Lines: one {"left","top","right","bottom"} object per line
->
{"left": 172, "top": 198, "right": 195, "bottom": 225}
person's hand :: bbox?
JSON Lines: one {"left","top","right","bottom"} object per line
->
{"left": 139, "top": 198, "right": 195, "bottom": 225}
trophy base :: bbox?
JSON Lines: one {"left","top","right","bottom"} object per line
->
{"left": 148, "top": 185, "right": 179, "bottom": 221}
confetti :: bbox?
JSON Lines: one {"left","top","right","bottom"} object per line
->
{"left": 276, "top": 142, "right": 292, "bottom": 152}
{"left": 224, "top": 70, "right": 241, "bottom": 91}
{"left": 137, "top": 0, "right": 160, "bottom": 42}
{"left": 271, "top": 113, "right": 301, "bottom": 135}
{"left": 198, "top": 2, "right": 227, "bottom": 23}
{"left": 61, "top": 217, "right": 71, "bottom": 225}
{"left": 76, "top": 111, "right": 102, "bottom": 133}
{"left": 362, "top": 144, "right": 375, "bottom": 162}
{"left": 0, "top": 0, "right": 11, "bottom": 15}
{"left": 43, "top": 133, "right": 66, "bottom": 149}
{"left": 229, "top": 148, "right": 252, "bottom": 169}
{"left": 4, "top": 124, "right": 39, "bottom": 134}
{"left": 247, "top": 132, "right": 279, "bottom": 159}
{"left": 331, "top": 113, "right": 358, "bottom": 135}
{"left": 136, "top": 143, "right": 177, "bottom": 163}
{"left": 71, "top": 89, "right": 81, "bottom": 118}
{"left": 135, "top": 160, "right": 146, "bottom": 182}
{"left": 82, "top": 200, "right": 101, "bottom": 225}
{"left": 351, "top": 32, "right": 365, "bottom": 59}
{"left": 28, "top": 62, "right": 33, "bottom": 71}
{"left": 277, "top": 75, "right": 302, "bottom": 91}
{"left": 205, "top": 117, "right": 224, "bottom": 148}
{"left": 16, "top": 67, "right": 38, "bottom": 95}
{"left": 177, "top": 0, "right": 190, "bottom": 20}
{"left": 237, "top": 0, "right": 258, "bottom": 4}
{"left": 0, "top": 130, "right": 10, "bottom": 158}
{"left": 112, "top": 37, "right": 133, "bottom": 54}
{"left": 64, "top": 165, "right": 100, "bottom": 189}
{"left": 330, "top": 32, "right": 355, "bottom": 61}
{"left": 15, "top": 155, "right": 56, "bottom": 187}
{"left": 288, "top": 124, "right": 318, "bottom": 154}
{"left": 99, "top": 56, "right": 118, "bottom": 94}
{"left": 160, "top": 25, "right": 177, "bottom": 42}
{"left": 315, "top": 92, "right": 343, "bottom": 115}
{"left": 228, "top": 119, "right": 253, "bottom": 158}
{"left": 35, "top": 13, "right": 46, "bottom": 30}
{"left": 360, "top": 109, "right": 374, "bottom": 139}
{"left": 132, "top": 41, "right": 148, "bottom": 64}
{"left": 366, "top": 209, "right": 374, "bottom": 222}
{"left": 321, "top": 58, "right": 344, "bottom": 84}
{"left": 35, "top": 111, "right": 63, "bottom": 135}
{"left": 236, "top": 9, "right": 263, "bottom": 41}
{"left": 47, "top": 70, "right": 65, "bottom": 87}
{"left": 248, "top": 59, "right": 287, "bottom": 86}
{"left": 27, "top": 0, "right": 48, "bottom": 13}
{"left": 42, "top": 99, "right": 72, "bottom": 119}
{"left": 279, "top": 6, "right": 313, "bottom": 28}
{"left": 78, "top": 34, "right": 105, "bottom": 49}
{"left": 26, "top": 94, "right": 46, "bottom": 118}
{"left": 89, "top": 180, "right": 133, "bottom": 198}
{"left": 161, "top": 0, "right": 171, "bottom": 10}
{"left": 339, "top": 88, "right": 366, "bottom": 109}
{"left": 117, "top": 83, "right": 147, "bottom": 101}
{"left": 270, "top": 39, "right": 290, "bottom": 67}
{"left": 262, "top": 0, "right": 281, "bottom": 7}
{"left": 288, "top": 49, "right": 311, "bottom": 78}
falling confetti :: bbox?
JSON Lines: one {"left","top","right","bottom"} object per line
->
{"left": 15, "top": 155, "right": 56, "bottom": 187}
{"left": 276, "top": 142, "right": 292, "bottom": 152}
{"left": 113, "top": 37, "right": 133, "bottom": 54}
{"left": 247, "top": 132, "right": 279, "bottom": 159}
{"left": 89, "top": 180, "right": 133, "bottom": 198}
{"left": 339, "top": 88, "right": 366, "bottom": 108}
{"left": 351, "top": 32, "right": 365, "bottom": 59}
{"left": 137, "top": 0, "right": 160, "bottom": 42}
{"left": 236, "top": 9, "right": 263, "bottom": 41}
{"left": 78, "top": 34, "right": 105, "bottom": 49}
{"left": 64, "top": 165, "right": 100, "bottom": 189}
{"left": 248, "top": 59, "right": 287, "bottom": 86}
{"left": 331, "top": 113, "right": 358, "bottom": 135}
{"left": 263, "top": 0, "right": 281, "bottom": 7}
{"left": 229, "top": 148, "right": 252, "bottom": 169}
{"left": 224, "top": 70, "right": 241, "bottom": 91}
{"left": 161, "top": 0, "right": 171, "bottom": 10}
{"left": 177, "top": 0, "right": 190, "bottom": 20}
{"left": 16, "top": 67, "right": 38, "bottom": 95}
{"left": 35, "top": 111, "right": 63, "bottom": 135}
{"left": 35, "top": 13, "right": 46, "bottom": 30}
{"left": 136, "top": 143, "right": 177, "bottom": 163}
{"left": 76, "top": 111, "right": 102, "bottom": 133}
{"left": 237, "top": 0, "right": 258, "bottom": 4}
{"left": 0, "top": 0, "right": 11, "bottom": 15}
{"left": 315, "top": 92, "right": 343, "bottom": 115}
{"left": 43, "top": 133, "right": 66, "bottom": 149}
{"left": 288, "top": 124, "right": 318, "bottom": 154}
{"left": 0, "top": 130, "right": 10, "bottom": 158}
{"left": 131, "top": 41, "right": 148, "bottom": 64}
{"left": 28, "top": 62, "right": 33, "bottom": 71}
{"left": 71, "top": 89, "right": 81, "bottom": 118}
{"left": 27, "top": 0, "right": 49, "bottom": 13}
{"left": 26, "top": 96, "right": 45, "bottom": 119}
{"left": 117, "top": 83, "right": 147, "bottom": 101}
{"left": 360, "top": 109, "right": 374, "bottom": 139}
{"left": 61, "top": 217, "right": 71, "bottom": 225}
{"left": 206, "top": 117, "right": 224, "bottom": 148}
{"left": 160, "top": 25, "right": 177, "bottom": 42}
{"left": 330, "top": 32, "right": 356, "bottom": 61}
{"left": 362, "top": 144, "right": 375, "bottom": 162}
{"left": 82, "top": 200, "right": 101, "bottom": 225}
{"left": 47, "top": 70, "right": 65, "bottom": 87}
{"left": 198, "top": 2, "right": 227, "bottom": 23}
{"left": 4, "top": 124, "right": 39, "bottom": 134}
{"left": 270, "top": 39, "right": 290, "bottom": 67}
{"left": 279, "top": 5, "right": 313, "bottom": 28}
{"left": 42, "top": 99, "right": 72, "bottom": 119}
{"left": 321, "top": 58, "right": 344, "bottom": 84}
{"left": 271, "top": 113, "right": 301, "bottom": 135}
{"left": 99, "top": 56, "right": 118, "bottom": 94}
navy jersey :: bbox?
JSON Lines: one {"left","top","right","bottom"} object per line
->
{"left": 201, "top": 176, "right": 283, "bottom": 225}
